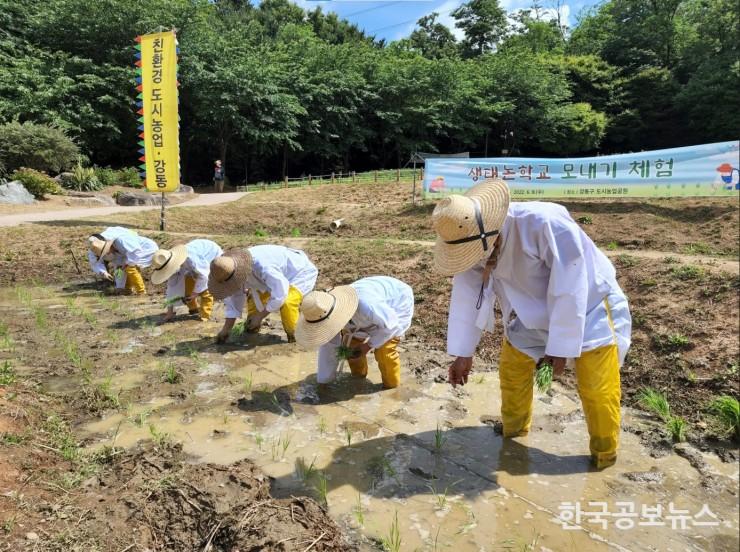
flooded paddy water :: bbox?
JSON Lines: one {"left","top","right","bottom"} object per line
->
{"left": 2, "top": 285, "right": 738, "bottom": 551}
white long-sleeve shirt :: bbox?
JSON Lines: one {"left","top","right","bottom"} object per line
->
{"left": 223, "top": 245, "right": 318, "bottom": 318}
{"left": 316, "top": 276, "right": 415, "bottom": 384}
{"left": 447, "top": 202, "right": 631, "bottom": 364}
{"left": 110, "top": 233, "right": 158, "bottom": 269}
{"left": 165, "top": 239, "right": 223, "bottom": 300}
{"left": 87, "top": 226, "right": 136, "bottom": 276}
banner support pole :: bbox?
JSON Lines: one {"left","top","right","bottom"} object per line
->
{"left": 159, "top": 192, "right": 166, "bottom": 231}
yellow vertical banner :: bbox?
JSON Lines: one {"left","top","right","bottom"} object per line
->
{"left": 135, "top": 31, "right": 180, "bottom": 192}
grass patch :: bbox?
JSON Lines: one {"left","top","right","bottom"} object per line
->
{"left": 638, "top": 387, "right": 670, "bottom": 421}
{"left": 653, "top": 333, "right": 692, "bottom": 352}
{"left": 0, "top": 360, "right": 16, "bottom": 385}
{"left": 708, "top": 396, "right": 739, "bottom": 439}
{"left": 576, "top": 215, "right": 593, "bottom": 225}
{"left": 380, "top": 511, "right": 402, "bottom": 552}
{"left": 670, "top": 265, "right": 705, "bottom": 281}
{"left": 45, "top": 415, "right": 79, "bottom": 461}
{"left": 606, "top": 240, "right": 618, "bottom": 251}
{"left": 616, "top": 254, "right": 638, "bottom": 268}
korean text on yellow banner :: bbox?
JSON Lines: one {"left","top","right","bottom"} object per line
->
{"left": 135, "top": 31, "right": 180, "bottom": 192}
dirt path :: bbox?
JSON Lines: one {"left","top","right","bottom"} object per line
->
{"left": 0, "top": 192, "right": 248, "bottom": 227}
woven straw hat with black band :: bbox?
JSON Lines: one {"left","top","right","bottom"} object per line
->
{"left": 431, "top": 178, "right": 510, "bottom": 275}
{"left": 150, "top": 245, "right": 189, "bottom": 285}
{"left": 208, "top": 249, "right": 253, "bottom": 300}
{"left": 294, "top": 287, "right": 359, "bottom": 349}
{"left": 89, "top": 238, "right": 115, "bottom": 262}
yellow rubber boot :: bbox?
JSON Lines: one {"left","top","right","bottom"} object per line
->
{"left": 125, "top": 266, "right": 146, "bottom": 295}
{"left": 279, "top": 286, "right": 303, "bottom": 340}
{"left": 375, "top": 337, "right": 401, "bottom": 389}
{"left": 198, "top": 290, "right": 214, "bottom": 321}
{"left": 347, "top": 338, "right": 369, "bottom": 378}
{"left": 575, "top": 344, "right": 621, "bottom": 469}
{"left": 184, "top": 276, "right": 199, "bottom": 314}
{"left": 499, "top": 339, "right": 535, "bottom": 437}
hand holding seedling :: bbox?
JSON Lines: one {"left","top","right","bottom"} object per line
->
{"left": 161, "top": 310, "right": 176, "bottom": 324}
{"left": 541, "top": 355, "right": 565, "bottom": 376}
{"left": 449, "top": 356, "right": 472, "bottom": 387}
{"left": 247, "top": 312, "right": 267, "bottom": 331}
{"left": 102, "top": 271, "right": 114, "bottom": 282}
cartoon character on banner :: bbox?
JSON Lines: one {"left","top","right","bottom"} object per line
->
{"left": 429, "top": 176, "right": 445, "bottom": 193}
{"left": 715, "top": 163, "right": 739, "bottom": 190}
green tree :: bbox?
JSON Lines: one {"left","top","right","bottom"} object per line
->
{"left": 409, "top": 13, "right": 458, "bottom": 59}
{"left": 452, "top": 0, "right": 507, "bottom": 57}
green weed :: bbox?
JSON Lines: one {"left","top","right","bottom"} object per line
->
{"left": 616, "top": 253, "right": 638, "bottom": 268}
{"left": 254, "top": 228, "right": 267, "bottom": 238}
{"left": 708, "top": 396, "right": 739, "bottom": 438}
{"left": 666, "top": 416, "right": 687, "bottom": 442}
{"left": 290, "top": 228, "right": 301, "bottom": 237}
{"left": 0, "top": 360, "right": 16, "bottom": 385}
{"left": 638, "top": 387, "right": 670, "bottom": 421}
{"left": 317, "top": 417, "right": 327, "bottom": 435}
{"left": 606, "top": 241, "right": 618, "bottom": 251}
{"left": 576, "top": 215, "right": 592, "bottom": 225}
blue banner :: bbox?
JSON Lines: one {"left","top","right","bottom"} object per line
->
{"left": 423, "top": 141, "right": 739, "bottom": 198}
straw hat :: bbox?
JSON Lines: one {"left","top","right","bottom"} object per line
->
{"left": 431, "top": 178, "right": 510, "bottom": 275}
{"left": 295, "top": 287, "right": 359, "bottom": 349}
{"left": 208, "top": 249, "right": 253, "bottom": 300}
{"left": 150, "top": 245, "right": 188, "bottom": 285}
{"left": 89, "top": 238, "right": 114, "bottom": 261}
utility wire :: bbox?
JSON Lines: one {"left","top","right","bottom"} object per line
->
{"left": 367, "top": 6, "right": 457, "bottom": 34}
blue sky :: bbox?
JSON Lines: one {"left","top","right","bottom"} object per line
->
{"left": 290, "top": 1, "right": 602, "bottom": 41}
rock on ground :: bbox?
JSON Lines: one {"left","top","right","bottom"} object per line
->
{"left": 115, "top": 191, "right": 170, "bottom": 206}
{"left": 0, "top": 181, "right": 36, "bottom": 204}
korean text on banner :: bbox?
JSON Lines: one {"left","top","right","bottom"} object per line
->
{"left": 423, "top": 141, "right": 739, "bottom": 199}
{"left": 136, "top": 31, "right": 180, "bottom": 192}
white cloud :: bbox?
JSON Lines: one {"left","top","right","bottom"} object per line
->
{"left": 435, "top": 0, "right": 466, "bottom": 41}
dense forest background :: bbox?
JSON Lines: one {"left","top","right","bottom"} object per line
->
{"left": 0, "top": 0, "right": 737, "bottom": 185}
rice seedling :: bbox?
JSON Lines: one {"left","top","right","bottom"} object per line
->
{"left": 230, "top": 320, "right": 246, "bottom": 338}
{"left": 345, "top": 426, "right": 353, "bottom": 447}
{"left": 638, "top": 387, "right": 670, "bottom": 421}
{"left": 0, "top": 360, "right": 16, "bottom": 386}
{"left": 114, "top": 267, "right": 124, "bottom": 282}
{"left": 535, "top": 362, "right": 553, "bottom": 393}
{"left": 313, "top": 471, "right": 329, "bottom": 506}
{"left": 353, "top": 492, "right": 365, "bottom": 526}
{"left": 708, "top": 396, "right": 739, "bottom": 438}
{"left": 666, "top": 416, "right": 687, "bottom": 442}
{"left": 254, "top": 433, "right": 265, "bottom": 450}
{"left": 380, "top": 511, "right": 402, "bottom": 552}
{"left": 33, "top": 306, "right": 48, "bottom": 330}
{"left": 317, "top": 417, "right": 327, "bottom": 435}
{"left": 0, "top": 334, "right": 14, "bottom": 353}
{"left": 281, "top": 433, "right": 292, "bottom": 457}
{"left": 128, "top": 407, "right": 152, "bottom": 428}
{"left": 2, "top": 516, "right": 16, "bottom": 534}
{"left": 295, "top": 456, "right": 318, "bottom": 482}
{"left": 148, "top": 424, "right": 172, "bottom": 447}
{"left": 15, "top": 287, "right": 31, "bottom": 305}
{"left": 243, "top": 372, "right": 253, "bottom": 395}
{"left": 456, "top": 508, "right": 477, "bottom": 535}
{"left": 161, "top": 361, "right": 182, "bottom": 384}
{"left": 433, "top": 422, "right": 447, "bottom": 454}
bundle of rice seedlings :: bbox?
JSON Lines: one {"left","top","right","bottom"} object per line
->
{"left": 114, "top": 267, "right": 124, "bottom": 281}
{"left": 336, "top": 345, "right": 356, "bottom": 361}
{"left": 638, "top": 387, "right": 670, "bottom": 421}
{"left": 163, "top": 296, "right": 184, "bottom": 308}
{"left": 230, "top": 320, "right": 247, "bottom": 337}
{"left": 535, "top": 362, "right": 553, "bottom": 392}
{"left": 708, "top": 395, "right": 740, "bottom": 438}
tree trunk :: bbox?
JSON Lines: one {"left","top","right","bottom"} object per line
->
{"left": 281, "top": 142, "right": 288, "bottom": 179}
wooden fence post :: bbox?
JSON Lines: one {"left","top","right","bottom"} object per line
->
{"left": 284, "top": 175, "right": 288, "bottom": 188}
{"left": 396, "top": 168, "right": 400, "bottom": 183}
{"left": 352, "top": 171, "right": 356, "bottom": 183}
{"left": 308, "top": 174, "right": 312, "bottom": 186}
{"left": 374, "top": 170, "right": 378, "bottom": 182}
{"left": 331, "top": 172, "right": 335, "bottom": 185}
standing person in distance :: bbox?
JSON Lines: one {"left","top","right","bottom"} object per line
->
{"left": 213, "top": 160, "right": 225, "bottom": 192}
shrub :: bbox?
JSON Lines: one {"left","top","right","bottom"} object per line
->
{"left": 60, "top": 161, "right": 102, "bottom": 191}
{"left": 0, "top": 121, "right": 78, "bottom": 175}
{"left": 94, "top": 167, "right": 118, "bottom": 187}
{"left": 10, "top": 168, "right": 63, "bottom": 198}
{"left": 116, "top": 167, "right": 142, "bottom": 188}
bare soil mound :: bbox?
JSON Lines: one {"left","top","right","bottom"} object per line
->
{"left": 64, "top": 444, "right": 352, "bottom": 552}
